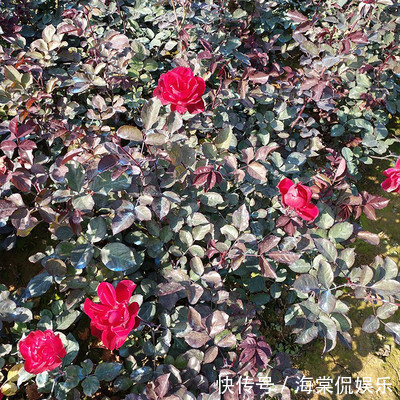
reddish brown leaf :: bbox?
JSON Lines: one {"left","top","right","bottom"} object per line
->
{"left": 255, "top": 145, "right": 280, "bottom": 161}
{"left": 268, "top": 251, "right": 301, "bottom": 264}
{"left": 193, "top": 165, "right": 213, "bottom": 175}
{"left": 247, "top": 161, "right": 267, "bottom": 181}
{"left": 242, "top": 148, "right": 254, "bottom": 164}
{"left": 18, "top": 140, "right": 37, "bottom": 150}
{"left": 287, "top": 10, "right": 309, "bottom": 23}
{"left": 154, "top": 374, "right": 170, "bottom": 399}
{"left": 357, "top": 231, "right": 380, "bottom": 245}
{"left": 0, "top": 199, "right": 18, "bottom": 218}
{"left": 259, "top": 256, "right": 277, "bottom": 279}
{"left": 11, "top": 171, "right": 31, "bottom": 192}
{"left": 348, "top": 31, "right": 368, "bottom": 44}
{"left": 61, "top": 149, "right": 84, "bottom": 165}
{"left": 98, "top": 154, "right": 119, "bottom": 173}
{"left": 1, "top": 140, "right": 17, "bottom": 152}
{"left": 9, "top": 116, "right": 18, "bottom": 137}
{"left": 193, "top": 173, "right": 209, "bottom": 187}
{"left": 185, "top": 331, "right": 210, "bottom": 348}
{"left": 363, "top": 204, "right": 376, "bottom": 220}
{"left": 207, "top": 171, "right": 217, "bottom": 190}
{"left": 258, "top": 235, "right": 281, "bottom": 254}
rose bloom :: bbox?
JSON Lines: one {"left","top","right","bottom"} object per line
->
{"left": 153, "top": 66, "right": 206, "bottom": 114}
{"left": 18, "top": 330, "right": 66, "bottom": 374}
{"left": 84, "top": 280, "right": 140, "bottom": 350}
{"left": 278, "top": 178, "right": 319, "bottom": 221}
{"left": 381, "top": 158, "right": 400, "bottom": 193}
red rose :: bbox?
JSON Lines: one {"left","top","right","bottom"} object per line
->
{"left": 18, "top": 330, "right": 66, "bottom": 374}
{"left": 381, "top": 158, "right": 400, "bottom": 193}
{"left": 278, "top": 178, "right": 319, "bottom": 221}
{"left": 153, "top": 67, "right": 206, "bottom": 114}
{"left": 84, "top": 280, "right": 140, "bottom": 350}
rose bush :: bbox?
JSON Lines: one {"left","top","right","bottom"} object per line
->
{"left": 0, "top": 0, "right": 399, "bottom": 399}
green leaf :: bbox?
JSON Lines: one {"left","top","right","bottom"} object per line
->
{"left": 300, "top": 41, "right": 320, "bottom": 57}
{"left": 91, "top": 171, "right": 130, "bottom": 194}
{"left": 62, "top": 334, "right": 79, "bottom": 366}
{"left": 331, "top": 124, "right": 345, "bottom": 137}
{"left": 247, "top": 275, "right": 266, "bottom": 293}
{"left": 141, "top": 97, "right": 162, "bottom": 131}
{"left": 131, "top": 40, "right": 148, "bottom": 60}
{"left": 130, "top": 366, "right": 153, "bottom": 383}
{"left": 200, "top": 192, "right": 224, "bottom": 206}
{"left": 101, "top": 243, "right": 138, "bottom": 272}
{"left": 214, "top": 126, "right": 233, "bottom": 150}
{"left": 56, "top": 310, "right": 80, "bottom": 330}
{"left": 295, "top": 325, "right": 319, "bottom": 344}
{"left": 188, "top": 245, "right": 205, "bottom": 257}
{"left": 318, "top": 261, "right": 334, "bottom": 288}
{"left": 220, "top": 225, "right": 239, "bottom": 241}
{"left": 331, "top": 313, "right": 351, "bottom": 331}
{"left": 371, "top": 280, "right": 400, "bottom": 296}
{"left": 152, "top": 197, "right": 171, "bottom": 220}
{"left": 385, "top": 323, "right": 400, "bottom": 345}
{"left": 348, "top": 86, "right": 365, "bottom": 99}
{"left": 314, "top": 238, "right": 337, "bottom": 263}
{"left": 232, "top": 204, "right": 249, "bottom": 232}
{"left": 270, "top": 120, "right": 284, "bottom": 132}
{"left": 71, "top": 244, "right": 94, "bottom": 269}
{"left": 362, "top": 315, "right": 380, "bottom": 333}
{"left": 377, "top": 303, "right": 398, "bottom": 319}
{"left": 4, "top": 65, "right": 22, "bottom": 83}
{"left": 293, "top": 274, "right": 319, "bottom": 293}
{"left": 192, "top": 224, "right": 211, "bottom": 241}
{"left": 383, "top": 257, "right": 398, "bottom": 280}
{"left": 289, "top": 259, "right": 311, "bottom": 273}
{"left": 44, "top": 258, "right": 67, "bottom": 277}
{"left": 72, "top": 194, "right": 94, "bottom": 212}
{"left": 315, "top": 203, "right": 335, "bottom": 229}
{"left": 116, "top": 125, "right": 143, "bottom": 142}
{"left": 318, "top": 315, "right": 337, "bottom": 352}
{"left": 95, "top": 363, "right": 122, "bottom": 382}
{"left": 329, "top": 222, "right": 353, "bottom": 243}
{"left": 35, "top": 371, "right": 49, "bottom": 389}
{"left": 179, "top": 230, "right": 193, "bottom": 247}
{"left": 139, "top": 302, "right": 156, "bottom": 322}
{"left": 24, "top": 272, "right": 53, "bottom": 299}
{"left": 166, "top": 112, "right": 183, "bottom": 134}
{"left": 87, "top": 217, "right": 107, "bottom": 243}
{"left": 337, "top": 248, "right": 355, "bottom": 269}
{"left": 82, "top": 376, "right": 100, "bottom": 397}
{"left": 66, "top": 162, "right": 85, "bottom": 193}
{"left": 356, "top": 74, "right": 372, "bottom": 88}
{"left": 319, "top": 290, "right": 336, "bottom": 314}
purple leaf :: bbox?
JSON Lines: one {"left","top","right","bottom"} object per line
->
{"left": 185, "top": 331, "right": 210, "bottom": 348}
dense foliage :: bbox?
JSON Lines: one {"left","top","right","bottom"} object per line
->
{"left": 0, "top": 0, "right": 400, "bottom": 398}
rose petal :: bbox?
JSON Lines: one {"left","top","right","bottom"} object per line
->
{"left": 97, "top": 282, "right": 117, "bottom": 307}
{"left": 115, "top": 280, "right": 137, "bottom": 304}
{"left": 296, "top": 203, "right": 319, "bottom": 221}
{"left": 277, "top": 178, "right": 293, "bottom": 196}
{"left": 186, "top": 98, "right": 205, "bottom": 114}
